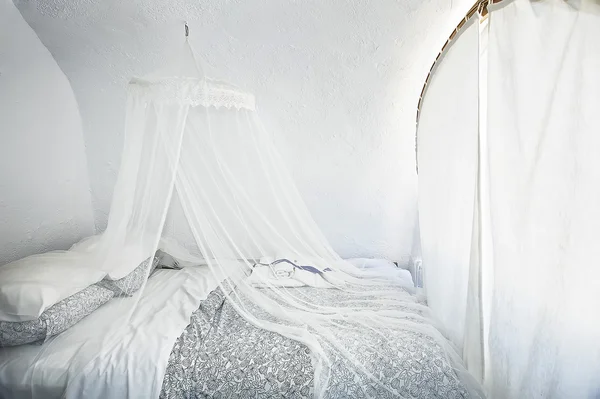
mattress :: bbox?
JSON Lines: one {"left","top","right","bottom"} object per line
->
{"left": 0, "top": 261, "right": 475, "bottom": 399}
{"left": 160, "top": 286, "right": 473, "bottom": 399}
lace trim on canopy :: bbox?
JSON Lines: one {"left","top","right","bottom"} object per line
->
{"left": 128, "top": 77, "right": 256, "bottom": 111}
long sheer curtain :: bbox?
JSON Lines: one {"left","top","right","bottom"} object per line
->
{"left": 418, "top": 0, "right": 600, "bottom": 397}
{"left": 484, "top": 0, "right": 600, "bottom": 397}
{"left": 417, "top": 18, "right": 480, "bottom": 358}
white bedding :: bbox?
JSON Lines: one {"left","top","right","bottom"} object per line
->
{"left": 0, "top": 267, "right": 219, "bottom": 399}
{"left": 347, "top": 258, "right": 415, "bottom": 287}
{"left": 248, "top": 258, "right": 414, "bottom": 289}
{"left": 0, "top": 257, "right": 412, "bottom": 399}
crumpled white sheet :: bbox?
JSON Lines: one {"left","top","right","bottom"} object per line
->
{"left": 0, "top": 267, "right": 218, "bottom": 399}
{"left": 247, "top": 258, "right": 414, "bottom": 289}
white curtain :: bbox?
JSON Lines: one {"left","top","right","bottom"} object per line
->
{"left": 417, "top": 18, "right": 480, "bottom": 359}
{"left": 484, "top": 0, "right": 600, "bottom": 397}
{"left": 419, "top": 0, "right": 600, "bottom": 397}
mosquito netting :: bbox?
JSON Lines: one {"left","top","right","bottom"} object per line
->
{"left": 24, "top": 40, "right": 484, "bottom": 399}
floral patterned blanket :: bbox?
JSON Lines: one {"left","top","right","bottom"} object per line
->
{"left": 159, "top": 287, "right": 473, "bottom": 399}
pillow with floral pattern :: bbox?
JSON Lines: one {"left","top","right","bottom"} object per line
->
{"left": 0, "top": 284, "right": 113, "bottom": 347}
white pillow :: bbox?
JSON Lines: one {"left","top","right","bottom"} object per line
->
{"left": 346, "top": 258, "right": 397, "bottom": 269}
{"left": 0, "top": 251, "right": 106, "bottom": 322}
{"left": 69, "top": 234, "right": 102, "bottom": 252}
{"left": 247, "top": 265, "right": 304, "bottom": 288}
{"left": 71, "top": 234, "right": 155, "bottom": 281}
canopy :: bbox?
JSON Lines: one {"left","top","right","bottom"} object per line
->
{"left": 23, "top": 39, "right": 485, "bottom": 398}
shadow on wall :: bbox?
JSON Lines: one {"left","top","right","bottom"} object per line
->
{"left": 13, "top": 0, "right": 477, "bottom": 261}
{"left": 0, "top": 0, "right": 95, "bottom": 265}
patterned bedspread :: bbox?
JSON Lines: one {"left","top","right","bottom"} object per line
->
{"left": 159, "top": 287, "right": 473, "bottom": 399}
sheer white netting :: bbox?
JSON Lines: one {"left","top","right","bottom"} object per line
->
{"left": 28, "top": 41, "right": 484, "bottom": 398}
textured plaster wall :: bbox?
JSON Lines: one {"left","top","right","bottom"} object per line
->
{"left": 15, "top": 0, "right": 473, "bottom": 261}
{"left": 0, "top": 0, "right": 95, "bottom": 265}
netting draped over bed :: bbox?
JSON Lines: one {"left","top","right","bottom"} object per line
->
{"left": 35, "top": 41, "right": 484, "bottom": 398}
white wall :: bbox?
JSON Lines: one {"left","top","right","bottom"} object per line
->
{"left": 0, "top": 0, "right": 95, "bottom": 265}
{"left": 16, "top": 0, "right": 473, "bottom": 261}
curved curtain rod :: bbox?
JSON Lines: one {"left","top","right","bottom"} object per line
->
{"left": 415, "top": 0, "right": 499, "bottom": 127}
{"left": 414, "top": 0, "right": 503, "bottom": 173}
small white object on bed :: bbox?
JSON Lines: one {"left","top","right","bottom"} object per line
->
{"left": 248, "top": 257, "right": 414, "bottom": 289}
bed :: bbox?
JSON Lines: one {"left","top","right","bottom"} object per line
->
{"left": 0, "top": 264, "right": 475, "bottom": 399}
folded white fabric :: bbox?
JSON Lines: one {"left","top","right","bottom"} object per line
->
{"left": 0, "top": 252, "right": 106, "bottom": 322}
{"left": 347, "top": 258, "right": 414, "bottom": 287}
{"left": 292, "top": 268, "right": 335, "bottom": 288}
{"left": 248, "top": 260, "right": 334, "bottom": 288}
{"left": 274, "top": 252, "right": 333, "bottom": 272}
{"left": 247, "top": 263, "right": 303, "bottom": 288}
{"left": 259, "top": 256, "right": 415, "bottom": 288}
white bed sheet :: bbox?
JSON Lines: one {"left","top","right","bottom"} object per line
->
{"left": 0, "top": 258, "right": 411, "bottom": 399}
{"left": 346, "top": 258, "right": 414, "bottom": 287}
{"left": 0, "top": 266, "right": 219, "bottom": 399}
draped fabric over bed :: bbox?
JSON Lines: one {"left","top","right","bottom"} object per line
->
{"left": 418, "top": 0, "right": 600, "bottom": 397}
{"left": 21, "top": 41, "right": 484, "bottom": 399}
{"left": 484, "top": 1, "right": 600, "bottom": 397}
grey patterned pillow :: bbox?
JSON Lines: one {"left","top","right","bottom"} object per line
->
{"left": 97, "top": 256, "right": 159, "bottom": 297}
{"left": 0, "top": 285, "right": 113, "bottom": 347}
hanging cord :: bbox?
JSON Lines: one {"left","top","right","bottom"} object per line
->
{"left": 181, "top": 21, "right": 206, "bottom": 78}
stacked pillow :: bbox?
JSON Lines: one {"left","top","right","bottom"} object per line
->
{"left": 0, "top": 252, "right": 106, "bottom": 323}
{"left": 0, "top": 245, "right": 165, "bottom": 347}
{"left": 0, "top": 251, "right": 112, "bottom": 347}
{"left": 0, "top": 285, "right": 113, "bottom": 347}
